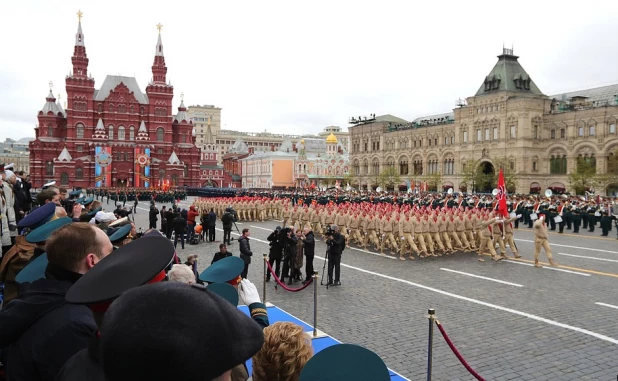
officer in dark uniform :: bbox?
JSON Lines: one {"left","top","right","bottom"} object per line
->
{"left": 572, "top": 207, "right": 582, "bottom": 233}
{"left": 587, "top": 204, "right": 597, "bottom": 232}
{"left": 600, "top": 210, "right": 612, "bottom": 236}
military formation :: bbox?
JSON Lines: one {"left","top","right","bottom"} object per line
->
{"left": 82, "top": 187, "right": 187, "bottom": 205}
{"left": 193, "top": 190, "right": 616, "bottom": 264}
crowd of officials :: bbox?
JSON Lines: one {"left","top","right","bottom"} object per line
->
{"left": 0, "top": 181, "right": 394, "bottom": 380}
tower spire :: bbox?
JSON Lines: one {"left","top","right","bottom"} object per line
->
{"left": 151, "top": 23, "right": 168, "bottom": 84}
{"left": 71, "top": 10, "right": 89, "bottom": 78}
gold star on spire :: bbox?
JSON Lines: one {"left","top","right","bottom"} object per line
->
{"left": 156, "top": 23, "right": 163, "bottom": 33}
{"left": 77, "top": 10, "right": 83, "bottom": 21}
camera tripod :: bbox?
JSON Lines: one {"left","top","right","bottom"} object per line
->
{"left": 320, "top": 246, "right": 331, "bottom": 289}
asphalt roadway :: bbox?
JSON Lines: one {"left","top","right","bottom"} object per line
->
{"left": 123, "top": 196, "right": 618, "bottom": 381}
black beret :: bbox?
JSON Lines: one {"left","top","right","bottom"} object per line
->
{"left": 100, "top": 282, "right": 264, "bottom": 381}
{"left": 66, "top": 236, "right": 175, "bottom": 304}
{"left": 299, "top": 344, "right": 390, "bottom": 381}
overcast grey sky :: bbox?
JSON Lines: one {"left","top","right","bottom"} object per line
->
{"left": 1, "top": 0, "right": 618, "bottom": 140}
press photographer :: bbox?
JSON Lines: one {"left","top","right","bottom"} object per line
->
{"left": 281, "top": 227, "right": 298, "bottom": 285}
{"left": 325, "top": 224, "right": 345, "bottom": 286}
{"left": 266, "top": 226, "right": 284, "bottom": 281}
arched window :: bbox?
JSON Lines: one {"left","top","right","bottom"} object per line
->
{"left": 108, "top": 125, "right": 114, "bottom": 140}
{"left": 98, "top": 104, "right": 103, "bottom": 113}
{"left": 140, "top": 106, "right": 145, "bottom": 115}
{"left": 560, "top": 128, "right": 566, "bottom": 139}
{"left": 159, "top": 169, "right": 165, "bottom": 180}
{"left": 47, "top": 125, "right": 53, "bottom": 137}
{"left": 413, "top": 160, "right": 423, "bottom": 175}
{"left": 76, "top": 123, "right": 84, "bottom": 139}
{"left": 130, "top": 105, "right": 134, "bottom": 114}
{"left": 117, "top": 105, "right": 127, "bottom": 113}
{"left": 75, "top": 168, "right": 83, "bottom": 180}
{"left": 157, "top": 127, "right": 164, "bottom": 142}
{"left": 589, "top": 125, "right": 595, "bottom": 136}
{"left": 45, "top": 162, "right": 54, "bottom": 176}
{"left": 60, "top": 172, "right": 69, "bottom": 185}
{"left": 117, "top": 126, "right": 126, "bottom": 141}
{"left": 129, "top": 126, "right": 135, "bottom": 141}
{"left": 184, "top": 165, "right": 189, "bottom": 178}
{"left": 109, "top": 104, "right": 114, "bottom": 113}
{"left": 171, "top": 174, "right": 178, "bottom": 185}
{"left": 578, "top": 126, "right": 584, "bottom": 137}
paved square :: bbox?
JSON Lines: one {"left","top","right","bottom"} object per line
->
{"left": 128, "top": 197, "right": 618, "bottom": 380}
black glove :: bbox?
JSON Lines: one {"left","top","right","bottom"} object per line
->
{"left": 9, "top": 224, "right": 17, "bottom": 232}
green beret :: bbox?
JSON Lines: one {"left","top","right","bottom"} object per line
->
{"left": 199, "top": 256, "right": 244, "bottom": 284}
{"left": 26, "top": 217, "right": 73, "bottom": 243}
{"left": 15, "top": 253, "right": 48, "bottom": 284}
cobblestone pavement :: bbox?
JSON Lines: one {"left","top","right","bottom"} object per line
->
{"left": 125, "top": 197, "right": 618, "bottom": 381}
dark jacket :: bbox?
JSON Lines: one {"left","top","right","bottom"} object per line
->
{"left": 328, "top": 232, "right": 345, "bottom": 256}
{"left": 221, "top": 212, "right": 233, "bottom": 229}
{"left": 304, "top": 231, "right": 315, "bottom": 257}
{"left": 211, "top": 251, "right": 232, "bottom": 264}
{"left": 172, "top": 216, "right": 187, "bottom": 234}
{"left": 238, "top": 236, "right": 252, "bottom": 264}
{"left": 207, "top": 211, "right": 217, "bottom": 228}
{"left": 267, "top": 230, "right": 283, "bottom": 260}
{"left": 149, "top": 207, "right": 159, "bottom": 222}
{"left": 54, "top": 336, "right": 106, "bottom": 381}
{"left": 0, "top": 265, "right": 96, "bottom": 381}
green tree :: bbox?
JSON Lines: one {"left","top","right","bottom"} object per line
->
{"left": 342, "top": 173, "right": 358, "bottom": 189}
{"left": 492, "top": 157, "right": 519, "bottom": 193}
{"left": 378, "top": 166, "right": 400, "bottom": 191}
{"left": 460, "top": 161, "right": 483, "bottom": 193}
{"left": 569, "top": 157, "right": 598, "bottom": 195}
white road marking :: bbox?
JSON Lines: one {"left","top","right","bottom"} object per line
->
{"left": 595, "top": 302, "right": 618, "bottom": 311}
{"left": 514, "top": 239, "right": 618, "bottom": 255}
{"left": 439, "top": 268, "right": 524, "bottom": 287}
{"left": 312, "top": 255, "right": 618, "bottom": 345}
{"left": 558, "top": 253, "right": 618, "bottom": 263}
{"left": 504, "top": 260, "right": 590, "bottom": 276}
{"left": 251, "top": 225, "right": 274, "bottom": 232}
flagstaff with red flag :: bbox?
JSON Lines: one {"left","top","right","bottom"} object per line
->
{"left": 497, "top": 168, "right": 508, "bottom": 217}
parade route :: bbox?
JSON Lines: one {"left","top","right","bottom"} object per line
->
{"left": 132, "top": 197, "right": 617, "bottom": 380}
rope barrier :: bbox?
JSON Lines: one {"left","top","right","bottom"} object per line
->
{"left": 434, "top": 320, "right": 485, "bottom": 381}
{"left": 266, "top": 260, "right": 313, "bottom": 292}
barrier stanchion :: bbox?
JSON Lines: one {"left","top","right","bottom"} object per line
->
{"left": 427, "top": 308, "right": 435, "bottom": 381}
{"left": 313, "top": 270, "right": 318, "bottom": 337}
{"left": 263, "top": 254, "right": 268, "bottom": 303}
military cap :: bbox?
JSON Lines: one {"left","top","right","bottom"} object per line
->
{"left": 109, "top": 217, "right": 129, "bottom": 227}
{"left": 66, "top": 236, "right": 174, "bottom": 305}
{"left": 85, "top": 206, "right": 103, "bottom": 219}
{"left": 77, "top": 196, "right": 94, "bottom": 206}
{"left": 42, "top": 180, "right": 56, "bottom": 189}
{"left": 15, "top": 253, "right": 48, "bottom": 284}
{"left": 299, "top": 344, "right": 390, "bottom": 381}
{"left": 5, "top": 163, "right": 14, "bottom": 171}
{"left": 100, "top": 282, "right": 264, "bottom": 381}
{"left": 26, "top": 217, "right": 73, "bottom": 243}
{"left": 18, "top": 202, "right": 56, "bottom": 229}
{"left": 69, "top": 190, "right": 82, "bottom": 198}
{"left": 206, "top": 282, "right": 239, "bottom": 306}
{"left": 199, "top": 256, "right": 244, "bottom": 285}
{"left": 107, "top": 224, "right": 132, "bottom": 244}
{"left": 0, "top": 163, "right": 5, "bottom": 171}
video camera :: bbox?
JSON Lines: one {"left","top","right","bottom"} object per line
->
{"left": 61, "top": 198, "right": 78, "bottom": 216}
{"left": 225, "top": 207, "right": 238, "bottom": 222}
{"left": 325, "top": 227, "right": 336, "bottom": 237}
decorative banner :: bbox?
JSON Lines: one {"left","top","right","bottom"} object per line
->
{"left": 95, "top": 151, "right": 112, "bottom": 168}
{"left": 133, "top": 147, "right": 151, "bottom": 188}
{"left": 135, "top": 153, "right": 151, "bottom": 168}
{"left": 94, "top": 146, "right": 112, "bottom": 188}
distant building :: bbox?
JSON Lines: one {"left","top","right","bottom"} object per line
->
{"left": 28, "top": 15, "right": 200, "bottom": 188}
{"left": 240, "top": 145, "right": 297, "bottom": 189}
{"left": 294, "top": 133, "right": 349, "bottom": 188}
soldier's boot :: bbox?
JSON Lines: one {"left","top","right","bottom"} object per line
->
{"left": 478, "top": 255, "right": 485, "bottom": 262}
{"left": 513, "top": 252, "right": 522, "bottom": 259}
{"left": 549, "top": 258, "right": 558, "bottom": 267}
{"left": 534, "top": 259, "right": 542, "bottom": 268}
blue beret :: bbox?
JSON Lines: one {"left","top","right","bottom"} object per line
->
{"left": 299, "top": 344, "right": 391, "bottom": 381}
{"left": 15, "top": 253, "right": 48, "bottom": 284}
{"left": 199, "top": 256, "right": 244, "bottom": 283}
{"left": 108, "top": 224, "right": 132, "bottom": 243}
{"left": 18, "top": 203, "right": 56, "bottom": 229}
{"left": 66, "top": 236, "right": 174, "bottom": 304}
{"left": 206, "top": 283, "right": 239, "bottom": 306}
{"left": 100, "top": 282, "right": 264, "bottom": 381}
{"left": 26, "top": 217, "right": 73, "bottom": 243}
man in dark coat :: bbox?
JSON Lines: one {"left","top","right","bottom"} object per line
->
{"left": 281, "top": 228, "right": 298, "bottom": 284}
{"left": 0, "top": 223, "right": 113, "bottom": 381}
{"left": 266, "top": 226, "right": 283, "bottom": 281}
{"left": 148, "top": 205, "right": 159, "bottom": 230}
{"left": 221, "top": 208, "right": 234, "bottom": 245}
{"left": 172, "top": 214, "right": 187, "bottom": 250}
{"left": 238, "top": 229, "right": 252, "bottom": 279}
{"left": 165, "top": 207, "right": 176, "bottom": 239}
{"left": 326, "top": 225, "right": 345, "bottom": 286}
{"left": 207, "top": 208, "right": 217, "bottom": 242}
{"left": 211, "top": 243, "right": 232, "bottom": 264}
{"left": 302, "top": 227, "right": 315, "bottom": 283}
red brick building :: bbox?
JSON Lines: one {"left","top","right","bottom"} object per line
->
{"left": 29, "top": 18, "right": 200, "bottom": 188}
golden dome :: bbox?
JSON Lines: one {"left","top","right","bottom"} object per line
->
{"left": 326, "top": 132, "right": 338, "bottom": 144}
{"left": 300, "top": 139, "right": 305, "bottom": 144}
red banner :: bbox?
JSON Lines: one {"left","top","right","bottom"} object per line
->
{"left": 497, "top": 169, "right": 508, "bottom": 217}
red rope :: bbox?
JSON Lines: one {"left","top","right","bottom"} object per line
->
{"left": 266, "top": 260, "right": 313, "bottom": 292}
{"left": 435, "top": 322, "right": 485, "bottom": 381}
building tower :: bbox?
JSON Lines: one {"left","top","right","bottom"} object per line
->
{"left": 146, "top": 24, "right": 173, "bottom": 142}
{"left": 326, "top": 132, "right": 338, "bottom": 157}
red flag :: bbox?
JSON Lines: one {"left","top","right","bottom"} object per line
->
{"left": 497, "top": 168, "right": 508, "bottom": 217}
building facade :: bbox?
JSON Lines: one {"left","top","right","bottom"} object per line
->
{"left": 294, "top": 133, "right": 350, "bottom": 188}
{"left": 349, "top": 49, "right": 618, "bottom": 195}
{"left": 240, "top": 150, "right": 296, "bottom": 189}
{"left": 29, "top": 16, "right": 201, "bottom": 188}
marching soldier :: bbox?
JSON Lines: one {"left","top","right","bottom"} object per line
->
{"left": 477, "top": 213, "right": 498, "bottom": 262}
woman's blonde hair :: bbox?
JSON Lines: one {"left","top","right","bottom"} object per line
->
{"left": 252, "top": 322, "right": 313, "bottom": 381}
